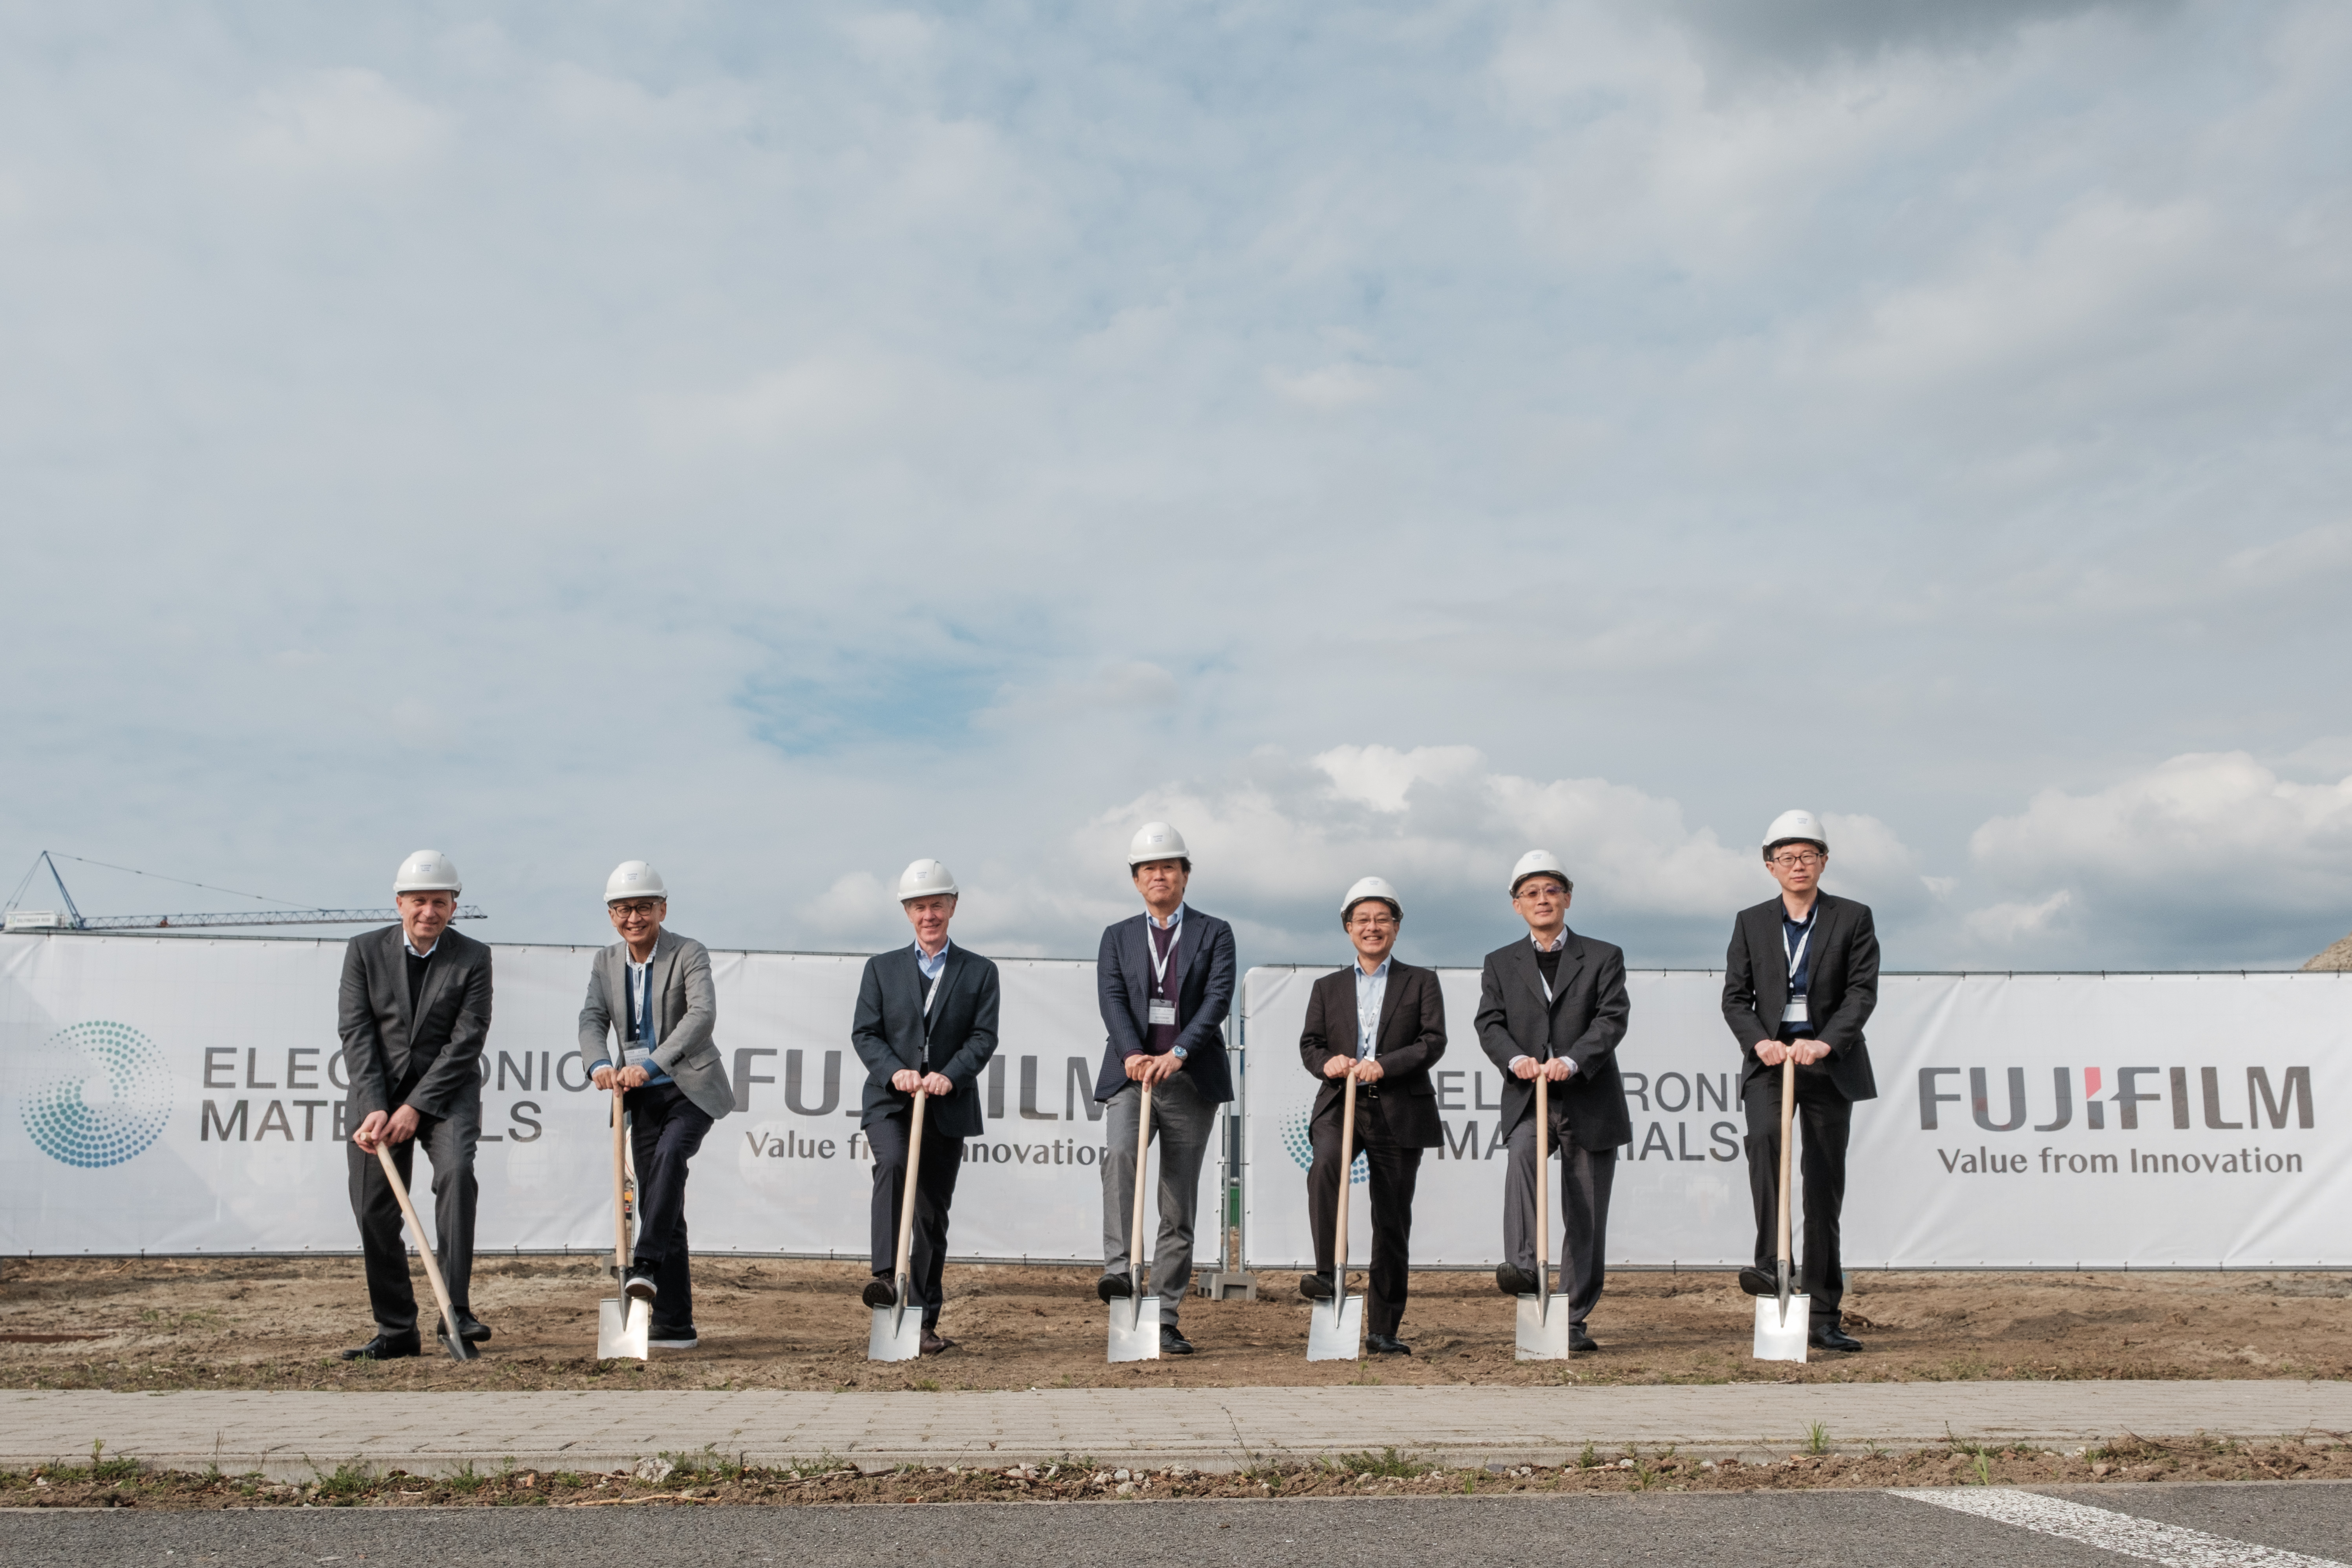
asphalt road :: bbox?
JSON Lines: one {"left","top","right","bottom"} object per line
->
{"left": 4, "top": 1483, "right": 2347, "bottom": 1566}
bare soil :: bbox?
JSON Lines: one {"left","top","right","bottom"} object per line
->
{"left": 6, "top": 1435, "right": 2350, "bottom": 1508}
{"left": 2, "top": 1257, "right": 2348, "bottom": 1391}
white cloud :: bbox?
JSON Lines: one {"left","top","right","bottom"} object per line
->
{"left": 238, "top": 69, "right": 449, "bottom": 174}
{"left": 1964, "top": 888, "right": 2073, "bottom": 946}
{"left": 1265, "top": 362, "right": 1397, "bottom": 409}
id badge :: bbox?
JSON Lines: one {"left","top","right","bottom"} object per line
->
{"left": 1148, "top": 1000, "right": 1177, "bottom": 1027}
{"left": 1780, "top": 995, "right": 1810, "bottom": 1025}
{"left": 623, "top": 1040, "right": 654, "bottom": 1069}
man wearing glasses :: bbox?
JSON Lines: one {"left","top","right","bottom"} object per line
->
{"left": 579, "top": 861, "right": 736, "bottom": 1351}
{"left": 1473, "top": 850, "right": 1632, "bottom": 1352}
{"left": 1721, "top": 811, "right": 1879, "bottom": 1354}
{"left": 1295, "top": 877, "right": 1447, "bottom": 1355}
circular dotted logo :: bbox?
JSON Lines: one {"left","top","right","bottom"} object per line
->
{"left": 21, "top": 1021, "right": 172, "bottom": 1168}
{"left": 1278, "top": 1107, "right": 1367, "bottom": 1185}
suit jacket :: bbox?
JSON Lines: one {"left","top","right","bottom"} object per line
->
{"left": 1296, "top": 960, "right": 1447, "bottom": 1148}
{"left": 850, "top": 942, "right": 1003, "bottom": 1139}
{"left": 1721, "top": 891, "right": 1879, "bottom": 1102}
{"left": 1473, "top": 929, "right": 1632, "bottom": 1151}
{"left": 338, "top": 924, "right": 494, "bottom": 1124}
{"left": 1091, "top": 907, "right": 1237, "bottom": 1106}
{"left": 576, "top": 929, "right": 736, "bottom": 1121}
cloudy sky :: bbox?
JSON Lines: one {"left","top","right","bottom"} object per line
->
{"left": 4, "top": 0, "right": 2349, "bottom": 971}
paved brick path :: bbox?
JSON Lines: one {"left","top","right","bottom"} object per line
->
{"left": 4, "top": 1382, "right": 2345, "bottom": 1478}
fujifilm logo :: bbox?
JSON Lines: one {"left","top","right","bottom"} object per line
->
{"left": 1918, "top": 1065, "right": 2312, "bottom": 1134}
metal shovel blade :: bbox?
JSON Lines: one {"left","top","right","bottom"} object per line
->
{"left": 1515, "top": 1293, "right": 1572, "bottom": 1361}
{"left": 1106, "top": 1292, "right": 1161, "bottom": 1363}
{"left": 1752, "top": 1293, "right": 1810, "bottom": 1362}
{"left": 597, "top": 1296, "right": 650, "bottom": 1361}
{"left": 869, "top": 1289, "right": 923, "bottom": 1363}
{"left": 1305, "top": 1291, "right": 1364, "bottom": 1362}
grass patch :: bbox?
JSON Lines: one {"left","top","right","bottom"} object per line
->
{"left": 1806, "top": 1422, "right": 1831, "bottom": 1455}
{"left": 311, "top": 1460, "right": 375, "bottom": 1500}
{"left": 1333, "top": 1447, "right": 1427, "bottom": 1478}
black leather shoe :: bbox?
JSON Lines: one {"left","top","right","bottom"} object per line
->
{"left": 1298, "top": 1272, "right": 1334, "bottom": 1301}
{"left": 623, "top": 1265, "right": 659, "bottom": 1303}
{"left": 862, "top": 1277, "right": 897, "bottom": 1309}
{"left": 1569, "top": 1325, "right": 1598, "bottom": 1353}
{"left": 1809, "top": 1326, "right": 1864, "bottom": 1352}
{"left": 1366, "top": 1333, "right": 1411, "bottom": 1356}
{"left": 1495, "top": 1265, "right": 1539, "bottom": 1296}
{"left": 1096, "top": 1273, "right": 1133, "bottom": 1302}
{"left": 919, "top": 1330, "right": 955, "bottom": 1355}
{"left": 1160, "top": 1326, "right": 1195, "bottom": 1355}
{"left": 1738, "top": 1266, "right": 1777, "bottom": 1297}
{"left": 434, "top": 1315, "right": 492, "bottom": 1344}
{"left": 341, "top": 1332, "right": 420, "bottom": 1361}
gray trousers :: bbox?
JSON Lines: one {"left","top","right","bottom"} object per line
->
{"left": 1503, "top": 1118, "right": 1615, "bottom": 1327}
{"left": 1099, "top": 1073, "right": 1217, "bottom": 1327}
{"left": 347, "top": 1100, "right": 479, "bottom": 1338}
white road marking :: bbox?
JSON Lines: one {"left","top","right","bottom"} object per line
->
{"left": 1893, "top": 1488, "right": 2346, "bottom": 1567}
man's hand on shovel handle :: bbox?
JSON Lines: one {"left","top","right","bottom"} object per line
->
{"left": 351, "top": 1106, "right": 419, "bottom": 1151}
{"left": 891, "top": 1069, "right": 953, "bottom": 1096}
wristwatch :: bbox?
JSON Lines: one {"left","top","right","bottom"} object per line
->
{"left": 1171, "top": 1045, "right": 1189, "bottom": 1061}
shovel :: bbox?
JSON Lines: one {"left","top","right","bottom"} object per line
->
{"left": 597, "top": 1086, "right": 649, "bottom": 1361}
{"left": 372, "top": 1139, "right": 474, "bottom": 1363}
{"left": 1306, "top": 1068, "right": 1365, "bottom": 1361}
{"left": 1515, "top": 1068, "right": 1570, "bottom": 1360}
{"left": 1753, "top": 1054, "right": 1809, "bottom": 1362}
{"left": 1106, "top": 1078, "right": 1161, "bottom": 1363}
{"left": 868, "top": 1088, "right": 930, "bottom": 1362}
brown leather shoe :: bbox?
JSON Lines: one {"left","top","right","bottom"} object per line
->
{"left": 920, "top": 1330, "right": 955, "bottom": 1355}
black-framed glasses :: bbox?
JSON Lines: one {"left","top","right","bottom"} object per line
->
{"left": 1767, "top": 851, "right": 1825, "bottom": 868}
{"left": 610, "top": 900, "right": 663, "bottom": 918}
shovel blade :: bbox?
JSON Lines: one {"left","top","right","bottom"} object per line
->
{"left": 1305, "top": 1291, "right": 1364, "bottom": 1362}
{"left": 868, "top": 1303, "right": 923, "bottom": 1363}
{"left": 1515, "top": 1292, "right": 1572, "bottom": 1361}
{"left": 597, "top": 1296, "right": 650, "bottom": 1361}
{"left": 1752, "top": 1293, "right": 1810, "bottom": 1362}
{"left": 1106, "top": 1292, "right": 1161, "bottom": 1362}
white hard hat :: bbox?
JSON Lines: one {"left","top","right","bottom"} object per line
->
{"left": 1509, "top": 849, "right": 1573, "bottom": 896}
{"left": 1340, "top": 876, "right": 1402, "bottom": 923}
{"left": 605, "top": 861, "right": 667, "bottom": 903}
{"left": 1127, "top": 821, "right": 1191, "bottom": 868}
{"left": 393, "top": 850, "right": 462, "bottom": 895}
{"left": 897, "top": 858, "right": 959, "bottom": 902}
{"left": 1762, "top": 810, "right": 1829, "bottom": 855}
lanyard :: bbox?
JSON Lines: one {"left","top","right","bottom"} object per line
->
{"left": 1356, "top": 968, "right": 1384, "bottom": 1057}
{"left": 1782, "top": 907, "right": 1818, "bottom": 995}
{"left": 1147, "top": 916, "right": 1181, "bottom": 991}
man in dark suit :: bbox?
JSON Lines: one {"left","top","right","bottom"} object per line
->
{"left": 578, "top": 860, "right": 736, "bottom": 1351}
{"left": 1296, "top": 876, "right": 1446, "bottom": 1355}
{"left": 1092, "top": 821, "right": 1236, "bottom": 1356}
{"left": 340, "top": 850, "right": 495, "bottom": 1360}
{"left": 850, "top": 858, "right": 1002, "bottom": 1355}
{"left": 1473, "top": 850, "right": 1631, "bottom": 1353}
{"left": 1721, "top": 809, "right": 1878, "bottom": 1354}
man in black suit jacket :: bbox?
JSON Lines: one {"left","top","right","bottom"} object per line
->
{"left": 340, "top": 850, "right": 495, "bottom": 1360}
{"left": 850, "top": 859, "right": 1002, "bottom": 1354}
{"left": 1296, "top": 876, "right": 1446, "bottom": 1354}
{"left": 1721, "top": 810, "right": 1879, "bottom": 1353}
{"left": 1091, "top": 821, "right": 1236, "bottom": 1355}
{"left": 1473, "top": 850, "right": 1631, "bottom": 1352}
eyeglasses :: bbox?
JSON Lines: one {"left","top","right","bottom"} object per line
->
{"left": 1767, "top": 851, "right": 1825, "bottom": 868}
{"left": 1349, "top": 914, "right": 1397, "bottom": 930}
{"left": 610, "top": 900, "right": 663, "bottom": 918}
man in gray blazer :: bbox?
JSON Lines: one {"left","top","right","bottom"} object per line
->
{"left": 1473, "top": 850, "right": 1632, "bottom": 1353}
{"left": 1721, "top": 810, "right": 1878, "bottom": 1353}
{"left": 850, "top": 859, "right": 1002, "bottom": 1354}
{"left": 578, "top": 861, "right": 736, "bottom": 1351}
{"left": 341, "top": 850, "right": 495, "bottom": 1360}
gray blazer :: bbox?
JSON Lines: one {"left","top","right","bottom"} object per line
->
{"left": 576, "top": 929, "right": 736, "bottom": 1120}
{"left": 338, "top": 924, "right": 494, "bottom": 1124}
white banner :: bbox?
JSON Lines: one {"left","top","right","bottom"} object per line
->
{"left": 0, "top": 933, "right": 1211, "bottom": 1263}
{"left": 1241, "top": 965, "right": 2349, "bottom": 1270}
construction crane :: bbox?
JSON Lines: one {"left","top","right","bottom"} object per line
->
{"left": 1, "top": 851, "right": 485, "bottom": 933}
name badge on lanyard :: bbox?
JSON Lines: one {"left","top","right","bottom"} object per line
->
{"left": 1147, "top": 922, "right": 1180, "bottom": 1029}
{"left": 625, "top": 965, "right": 656, "bottom": 1069}
{"left": 1780, "top": 912, "right": 1815, "bottom": 1027}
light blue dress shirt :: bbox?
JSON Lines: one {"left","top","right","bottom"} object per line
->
{"left": 1351, "top": 955, "right": 1391, "bottom": 1058}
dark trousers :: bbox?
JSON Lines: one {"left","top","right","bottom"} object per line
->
{"left": 626, "top": 1082, "right": 714, "bottom": 1332}
{"left": 1504, "top": 1121, "right": 1615, "bottom": 1326}
{"left": 1743, "top": 1063, "right": 1853, "bottom": 1327}
{"left": 866, "top": 1109, "right": 965, "bottom": 1330}
{"left": 346, "top": 1103, "right": 478, "bottom": 1338}
{"left": 1307, "top": 1119, "right": 1422, "bottom": 1336}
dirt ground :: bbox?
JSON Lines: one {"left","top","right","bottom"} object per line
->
{"left": 2, "top": 1256, "right": 2347, "bottom": 1391}
{"left": 5, "top": 1435, "right": 2350, "bottom": 1508}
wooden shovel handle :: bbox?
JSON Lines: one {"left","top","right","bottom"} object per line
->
{"left": 1533, "top": 1070, "right": 1550, "bottom": 1272}
{"left": 373, "top": 1140, "right": 467, "bottom": 1355}
{"left": 1128, "top": 1080, "right": 1153, "bottom": 1291}
{"left": 1332, "top": 1071, "right": 1358, "bottom": 1289}
{"left": 612, "top": 1086, "right": 630, "bottom": 1274}
{"left": 1776, "top": 1055, "right": 1796, "bottom": 1269}
{"left": 892, "top": 1089, "right": 928, "bottom": 1284}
